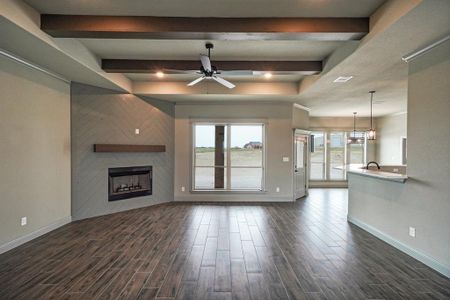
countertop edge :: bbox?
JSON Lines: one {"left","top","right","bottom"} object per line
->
{"left": 347, "top": 169, "right": 408, "bottom": 183}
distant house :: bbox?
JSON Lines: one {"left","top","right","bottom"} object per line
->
{"left": 244, "top": 141, "right": 263, "bottom": 149}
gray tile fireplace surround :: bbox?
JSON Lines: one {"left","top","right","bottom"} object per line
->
{"left": 70, "top": 83, "right": 174, "bottom": 220}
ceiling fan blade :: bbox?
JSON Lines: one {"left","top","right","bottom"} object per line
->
{"left": 187, "top": 76, "right": 206, "bottom": 86}
{"left": 200, "top": 54, "right": 212, "bottom": 72}
{"left": 212, "top": 76, "right": 236, "bottom": 89}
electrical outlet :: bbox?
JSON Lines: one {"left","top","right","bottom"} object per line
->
{"left": 21, "top": 217, "right": 27, "bottom": 226}
{"left": 282, "top": 157, "right": 289, "bottom": 162}
{"left": 135, "top": 128, "right": 140, "bottom": 135}
{"left": 276, "top": 187, "right": 280, "bottom": 193}
{"left": 181, "top": 186, "right": 185, "bottom": 192}
{"left": 409, "top": 227, "right": 416, "bottom": 237}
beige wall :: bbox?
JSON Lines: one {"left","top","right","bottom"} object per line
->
{"left": 348, "top": 39, "right": 450, "bottom": 276}
{"left": 292, "top": 105, "right": 310, "bottom": 129}
{"left": 309, "top": 116, "right": 373, "bottom": 130}
{"left": 0, "top": 55, "right": 71, "bottom": 250}
{"left": 375, "top": 113, "right": 407, "bottom": 165}
{"left": 174, "top": 102, "right": 299, "bottom": 202}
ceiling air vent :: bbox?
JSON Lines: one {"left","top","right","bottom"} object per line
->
{"left": 333, "top": 76, "right": 353, "bottom": 83}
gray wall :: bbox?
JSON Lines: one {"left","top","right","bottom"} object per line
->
{"left": 0, "top": 55, "right": 71, "bottom": 249}
{"left": 174, "top": 102, "right": 299, "bottom": 202}
{"left": 375, "top": 113, "right": 407, "bottom": 165}
{"left": 348, "top": 39, "right": 450, "bottom": 275}
{"left": 71, "top": 83, "right": 174, "bottom": 220}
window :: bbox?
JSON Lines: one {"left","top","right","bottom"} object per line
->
{"left": 193, "top": 123, "right": 264, "bottom": 191}
{"left": 310, "top": 130, "right": 367, "bottom": 181}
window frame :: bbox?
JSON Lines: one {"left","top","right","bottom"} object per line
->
{"left": 191, "top": 120, "right": 266, "bottom": 192}
{"left": 309, "top": 128, "right": 367, "bottom": 182}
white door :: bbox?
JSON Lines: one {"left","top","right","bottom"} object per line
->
{"left": 294, "top": 131, "right": 308, "bottom": 199}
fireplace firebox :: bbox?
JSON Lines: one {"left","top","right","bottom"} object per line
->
{"left": 108, "top": 166, "right": 152, "bottom": 201}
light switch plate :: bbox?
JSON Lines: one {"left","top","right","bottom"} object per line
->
{"left": 276, "top": 187, "right": 280, "bottom": 192}
{"left": 135, "top": 128, "right": 140, "bottom": 135}
{"left": 409, "top": 227, "right": 416, "bottom": 237}
{"left": 282, "top": 157, "right": 289, "bottom": 162}
{"left": 21, "top": 217, "right": 27, "bottom": 226}
{"left": 181, "top": 186, "right": 185, "bottom": 192}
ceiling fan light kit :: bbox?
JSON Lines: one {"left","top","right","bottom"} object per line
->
{"left": 187, "top": 43, "right": 236, "bottom": 89}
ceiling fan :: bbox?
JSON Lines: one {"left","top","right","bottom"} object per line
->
{"left": 187, "top": 43, "right": 236, "bottom": 89}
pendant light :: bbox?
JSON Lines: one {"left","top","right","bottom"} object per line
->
{"left": 367, "top": 91, "right": 376, "bottom": 140}
{"left": 347, "top": 112, "right": 363, "bottom": 144}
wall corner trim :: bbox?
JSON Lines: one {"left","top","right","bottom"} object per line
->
{"left": 348, "top": 216, "right": 450, "bottom": 278}
{"left": 0, "top": 216, "right": 72, "bottom": 255}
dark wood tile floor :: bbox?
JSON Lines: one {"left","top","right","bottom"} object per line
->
{"left": 1, "top": 189, "right": 449, "bottom": 299}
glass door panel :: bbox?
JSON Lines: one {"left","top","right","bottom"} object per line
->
{"left": 329, "top": 132, "right": 346, "bottom": 180}
{"left": 348, "top": 131, "right": 365, "bottom": 165}
{"left": 310, "top": 132, "right": 326, "bottom": 180}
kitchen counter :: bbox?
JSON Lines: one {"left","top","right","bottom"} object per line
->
{"left": 336, "top": 164, "right": 408, "bottom": 183}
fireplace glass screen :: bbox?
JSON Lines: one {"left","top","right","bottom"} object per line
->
{"left": 108, "top": 166, "right": 152, "bottom": 201}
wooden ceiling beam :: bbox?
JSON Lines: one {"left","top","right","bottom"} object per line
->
{"left": 101, "top": 59, "right": 322, "bottom": 74}
{"left": 41, "top": 15, "right": 368, "bottom": 41}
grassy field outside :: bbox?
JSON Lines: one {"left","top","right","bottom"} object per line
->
{"left": 194, "top": 148, "right": 263, "bottom": 189}
{"left": 194, "top": 145, "right": 364, "bottom": 186}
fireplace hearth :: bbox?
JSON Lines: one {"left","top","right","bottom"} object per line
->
{"left": 108, "top": 166, "right": 152, "bottom": 201}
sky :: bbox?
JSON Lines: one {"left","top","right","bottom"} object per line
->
{"left": 195, "top": 125, "right": 262, "bottom": 147}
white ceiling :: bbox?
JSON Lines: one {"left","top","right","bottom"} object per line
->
{"left": 297, "top": 0, "right": 450, "bottom": 116}
{"left": 24, "top": 0, "right": 386, "bottom": 17}
{"left": 81, "top": 39, "right": 342, "bottom": 61}
{"left": 15, "top": 0, "right": 450, "bottom": 117}
{"left": 82, "top": 39, "right": 336, "bottom": 84}
{"left": 126, "top": 73, "right": 305, "bottom": 83}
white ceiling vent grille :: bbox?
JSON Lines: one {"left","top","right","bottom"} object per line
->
{"left": 333, "top": 76, "right": 353, "bottom": 83}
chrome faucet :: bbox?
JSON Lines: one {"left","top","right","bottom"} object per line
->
{"left": 366, "top": 161, "right": 380, "bottom": 170}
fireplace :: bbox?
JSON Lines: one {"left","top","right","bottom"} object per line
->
{"left": 108, "top": 166, "right": 152, "bottom": 201}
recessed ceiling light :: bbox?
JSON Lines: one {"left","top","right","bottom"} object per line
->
{"left": 156, "top": 71, "right": 164, "bottom": 78}
{"left": 264, "top": 72, "right": 272, "bottom": 79}
{"left": 333, "top": 76, "right": 353, "bottom": 83}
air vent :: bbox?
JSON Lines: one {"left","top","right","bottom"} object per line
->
{"left": 333, "top": 76, "right": 353, "bottom": 83}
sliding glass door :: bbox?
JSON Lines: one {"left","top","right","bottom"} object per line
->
{"left": 348, "top": 131, "right": 366, "bottom": 165}
{"left": 310, "top": 130, "right": 366, "bottom": 181}
{"left": 310, "top": 132, "right": 326, "bottom": 180}
{"left": 329, "top": 132, "right": 346, "bottom": 180}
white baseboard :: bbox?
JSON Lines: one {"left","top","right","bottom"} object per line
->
{"left": 309, "top": 181, "right": 348, "bottom": 188}
{"left": 174, "top": 196, "right": 293, "bottom": 202}
{"left": 0, "top": 216, "right": 72, "bottom": 255}
{"left": 348, "top": 216, "right": 450, "bottom": 278}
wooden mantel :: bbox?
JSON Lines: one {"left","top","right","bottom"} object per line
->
{"left": 93, "top": 144, "right": 165, "bottom": 153}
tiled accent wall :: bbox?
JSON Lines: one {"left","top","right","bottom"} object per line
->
{"left": 71, "top": 83, "right": 174, "bottom": 220}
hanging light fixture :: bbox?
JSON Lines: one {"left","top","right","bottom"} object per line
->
{"left": 347, "top": 112, "right": 363, "bottom": 144}
{"left": 367, "top": 91, "right": 376, "bottom": 140}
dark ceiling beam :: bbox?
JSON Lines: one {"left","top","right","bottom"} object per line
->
{"left": 41, "top": 15, "right": 369, "bottom": 41}
{"left": 101, "top": 59, "right": 323, "bottom": 74}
